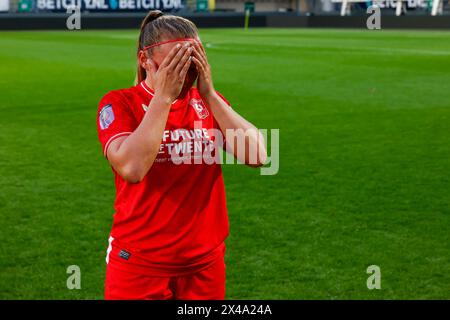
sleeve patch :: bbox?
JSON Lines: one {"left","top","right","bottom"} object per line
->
{"left": 99, "top": 104, "right": 115, "bottom": 130}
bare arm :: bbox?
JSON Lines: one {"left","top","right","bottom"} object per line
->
{"left": 192, "top": 41, "right": 267, "bottom": 167}
{"left": 106, "top": 96, "right": 171, "bottom": 183}
{"left": 107, "top": 43, "right": 194, "bottom": 183}
{"left": 204, "top": 93, "right": 267, "bottom": 167}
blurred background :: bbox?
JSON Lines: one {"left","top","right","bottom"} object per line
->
{"left": 1, "top": 0, "right": 450, "bottom": 29}
{"left": 0, "top": 0, "right": 449, "bottom": 15}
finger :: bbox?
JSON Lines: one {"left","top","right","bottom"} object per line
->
{"left": 192, "top": 56, "right": 206, "bottom": 76}
{"left": 192, "top": 40, "right": 208, "bottom": 64}
{"left": 192, "top": 39, "right": 206, "bottom": 55}
{"left": 192, "top": 41, "right": 207, "bottom": 63}
{"left": 174, "top": 46, "right": 193, "bottom": 74}
{"left": 159, "top": 43, "right": 183, "bottom": 69}
{"left": 167, "top": 43, "right": 191, "bottom": 71}
{"left": 179, "top": 56, "right": 192, "bottom": 80}
{"left": 199, "top": 42, "right": 206, "bottom": 57}
{"left": 192, "top": 47, "right": 208, "bottom": 69}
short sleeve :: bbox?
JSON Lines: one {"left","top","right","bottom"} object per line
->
{"left": 97, "top": 91, "right": 137, "bottom": 158}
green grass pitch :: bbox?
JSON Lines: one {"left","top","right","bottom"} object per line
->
{"left": 0, "top": 28, "right": 449, "bottom": 299}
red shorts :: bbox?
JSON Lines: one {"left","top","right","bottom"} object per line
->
{"left": 104, "top": 253, "right": 226, "bottom": 300}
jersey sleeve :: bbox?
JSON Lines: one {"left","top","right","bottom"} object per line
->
{"left": 97, "top": 91, "right": 137, "bottom": 158}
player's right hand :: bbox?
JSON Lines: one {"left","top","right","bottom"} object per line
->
{"left": 147, "top": 43, "right": 193, "bottom": 103}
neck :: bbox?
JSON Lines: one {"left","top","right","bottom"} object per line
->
{"left": 144, "top": 77, "right": 154, "bottom": 91}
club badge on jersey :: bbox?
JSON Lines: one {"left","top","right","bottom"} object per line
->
{"left": 99, "top": 104, "right": 115, "bottom": 130}
{"left": 189, "top": 99, "right": 209, "bottom": 119}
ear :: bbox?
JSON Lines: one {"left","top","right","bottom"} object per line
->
{"left": 138, "top": 50, "right": 151, "bottom": 71}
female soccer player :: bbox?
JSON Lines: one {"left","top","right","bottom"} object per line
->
{"left": 97, "top": 10, "right": 267, "bottom": 300}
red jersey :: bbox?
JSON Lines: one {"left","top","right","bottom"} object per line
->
{"left": 97, "top": 81, "right": 230, "bottom": 277}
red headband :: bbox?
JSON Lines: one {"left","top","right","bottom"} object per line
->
{"left": 142, "top": 38, "right": 199, "bottom": 51}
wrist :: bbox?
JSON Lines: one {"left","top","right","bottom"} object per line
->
{"left": 202, "top": 89, "right": 218, "bottom": 102}
{"left": 153, "top": 93, "right": 174, "bottom": 107}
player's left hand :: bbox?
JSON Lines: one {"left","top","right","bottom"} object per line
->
{"left": 192, "top": 40, "right": 216, "bottom": 99}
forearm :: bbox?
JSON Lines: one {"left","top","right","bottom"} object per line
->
{"left": 111, "top": 95, "right": 171, "bottom": 181}
{"left": 204, "top": 92, "right": 267, "bottom": 167}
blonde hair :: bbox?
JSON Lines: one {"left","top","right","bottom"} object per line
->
{"left": 136, "top": 10, "right": 199, "bottom": 84}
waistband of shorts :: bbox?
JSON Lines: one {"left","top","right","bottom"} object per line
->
{"left": 106, "top": 240, "right": 226, "bottom": 277}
